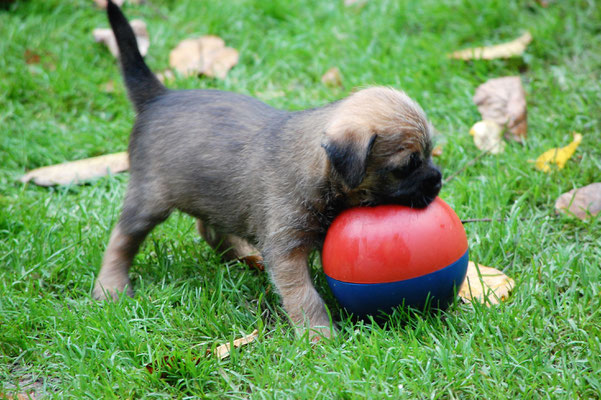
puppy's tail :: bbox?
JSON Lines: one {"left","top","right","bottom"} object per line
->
{"left": 107, "top": 0, "right": 166, "bottom": 112}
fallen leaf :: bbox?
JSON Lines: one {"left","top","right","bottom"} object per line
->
{"left": 213, "top": 330, "right": 259, "bottom": 360}
{"left": 145, "top": 331, "right": 258, "bottom": 377}
{"left": 469, "top": 120, "right": 505, "bottom": 154}
{"left": 20, "top": 152, "right": 129, "bottom": 186}
{"left": 0, "top": 393, "right": 36, "bottom": 400}
{"left": 554, "top": 182, "right": 601, "bottom": 220}
{"left": 473, "top": 76, "right": 527, "bottom": 141}
{"left": 431, "top": 144, "right": 443, "bottom": 157}
{"left": 321, "top": 67, "right": 343, "bottom": 88}
{"left": 93, "top": 0, "right": 125, "bottom": 8}
{"left": 24, "top": 49, "right": 41, "bottom": 65}
{"left": 101, "top": 80, "right": 116, "bottom": 93}
{"left": 169, "top": 35, "right": 238, "bottom": 79}
{"left": 93, "top": 19, "right": 149, "bottom": 57}
{"left": 169, "top": 38, "right": 205, "bottom": 76}
{"left": 204, "top": 47, "right": 239, "bottom": 79}
{"left": 534, "top": 133, "right": 582, "bottom": 172}
{"left": 344, "top": 0, "right": 367, "bottom": 5}
{"left": 156, "top": 69, "right": 175, "bottom": 84}
{"left": 459, "top": 262, "right": 515, "bottom": 306}
{"left": 448, "top": 31, "right": 532, "bottom": 60}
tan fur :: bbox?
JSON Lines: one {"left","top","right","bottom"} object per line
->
{"left": 94, "top": 86, "right": 441, "bottom": 339}
{"left": 94, "top": 225, "right": 136, "bottom": 300}
{"left": 99, "top": 3, "right": 444, "bottom": 340}
{"left": 326, "top": 87, "right": 430, "bottom": 151}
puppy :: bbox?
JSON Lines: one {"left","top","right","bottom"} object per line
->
{"left": 94, "top": 0, "right": 442, "bottom": 337}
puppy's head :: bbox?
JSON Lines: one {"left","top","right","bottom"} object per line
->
{"left": 322, "top": 87, "right": 441, "bottom": 208}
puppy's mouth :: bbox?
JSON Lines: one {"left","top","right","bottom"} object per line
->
{"left": 361, "top": 167, "right": 442, "bottom": 209}
{"left": 375, "top": 191, "right": 438, "bottom": 209}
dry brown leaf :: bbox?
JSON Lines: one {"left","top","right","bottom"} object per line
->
{"left": 321, "top": 67, "right": 343, "bottom": 88}
{"left": 20, "top": 152, "right": 129, "bottom": 187}
{"left": 449, "top": 31, "right": 532, "bottom": 60}
{"left": 473, "top": 76, "right": 527, "bottom": 141}
{"left": 101, "top": 80, "right": 116, "bottom": 93}
{"left": 459, "top": 261, "right": 515, "bottom": 306}
{"left": 169, "top": 36, "right": 238, "bottom": 79}
{"left": 176, "top": 36, "right": 226, "bottom": 76}
{"left": 93, "top": 19, "right": 149, "bottom": 57}
{"left": 469, "top": 120, "right": 505, "bottom": 154}
{"left": 555, "top": 182, "right": 601, "bottom": 220}
{"left": 24, "top": 49, "right": 41, "bottom": 65}
{"left": 24, "top": 49, "right": 56, "bottom": 71}
{"left": 204, "top": 47, "right": 239, "bottom": 79}
{"left": 0, "top": 393, "right": 36, "bottom": 400}
{"left": 431, "top": 144, "right": 443, "bottom": 157}
{"left": 214, "top": 330, "right": 259, "bottom": 360}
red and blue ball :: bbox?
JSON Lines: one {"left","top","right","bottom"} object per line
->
{"left": 322, "top": 197, "right": 468, "bottom": 317}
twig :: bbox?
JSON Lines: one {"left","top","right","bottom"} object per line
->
{"left": 461, "top": 215, "right": 553, "bottom": 224}
{"left": 461, "top": 218, "right": 500, "bottom": 223}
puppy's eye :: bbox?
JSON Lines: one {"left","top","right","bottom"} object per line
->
{"left": 391, "top": 153, "right": 422, "bottom": 179}
{"left": 408, "top": 152, "right": 422, "bottom": 169}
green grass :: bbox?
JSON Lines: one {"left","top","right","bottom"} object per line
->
{"left": 1, "top": 0, "right": 600, "bottom": 398}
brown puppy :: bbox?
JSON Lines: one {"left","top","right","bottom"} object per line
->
{"left": 94, "top": 1, "right": 442, "bottom": 337}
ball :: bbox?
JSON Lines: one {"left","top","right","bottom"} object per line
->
{"left": 322, "top": 197, "right": 468, "bottom": 317}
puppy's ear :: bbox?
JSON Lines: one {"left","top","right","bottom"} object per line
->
{"left": 322, "top": 130, "right": 377, "bottom": 189}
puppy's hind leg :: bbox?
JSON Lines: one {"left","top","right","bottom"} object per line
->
{"left": 94, "top": 192, "right": 170, "bottom": 301}
{"left": 196, "top": 219, "right": 264, "bottom": 270}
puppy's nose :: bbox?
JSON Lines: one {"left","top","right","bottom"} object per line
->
{"left": 423, "top": 168, "right": 442, "bottom": 192}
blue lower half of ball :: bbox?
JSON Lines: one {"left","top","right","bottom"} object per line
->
{"left": 326, "top": 250, "right": 469, "bottom": 317}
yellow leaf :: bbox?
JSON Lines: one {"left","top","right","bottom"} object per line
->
{"left": 448, "top": 32, "right": 532, "bottom": 60}
{"left": 534, "top": 133, "right": 582, "bottom": 172}
{"left": 469, "top": 120, "right": 505, "bottom": 154}
{"left": 459, "top": 262, "right": 515, "bottom": 306}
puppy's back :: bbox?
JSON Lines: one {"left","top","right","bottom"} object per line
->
{"left": 128, "top": 89, "right": 289, "bottom": 235}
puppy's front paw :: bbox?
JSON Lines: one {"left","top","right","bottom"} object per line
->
{"left": 306, "top": 324, "right": 337, "bottom": 342}
{"left": 92, "top": 280, "right": 133, "bottom": 301}
{"left": 285, "top": 289, "right": 336, "bottom": 340}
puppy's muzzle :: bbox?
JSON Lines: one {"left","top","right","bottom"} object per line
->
{"left": 387, "top": 165, "right": 442, "bottom": 209}
{"left": 421, "top": 166, "right": 442, "bottom": 195}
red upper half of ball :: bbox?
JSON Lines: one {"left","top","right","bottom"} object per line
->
{"left": 322, "top": 197, "right": 468, "bottom": 284}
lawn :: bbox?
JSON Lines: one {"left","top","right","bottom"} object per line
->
{"left": 1, "top": 0, "right": 600, "bottom": 398}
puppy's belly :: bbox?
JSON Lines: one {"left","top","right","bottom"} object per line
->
{"left": 177, "top": 195, "right": 256, "bottom": 239}
{"left": 153, "top": 169, "right": 260, "bottom": 241}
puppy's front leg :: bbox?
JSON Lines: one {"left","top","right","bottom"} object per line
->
{"left": 266, "top": 247, "right": 333, "bottom": 338}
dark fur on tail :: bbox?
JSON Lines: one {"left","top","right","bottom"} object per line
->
{"left": 106, "top": 0, "right": 166, "bottom": 112}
